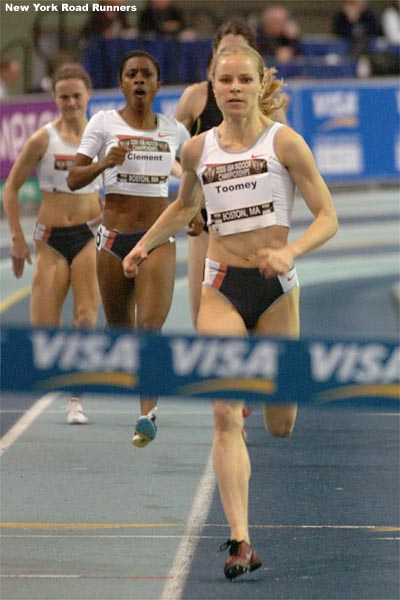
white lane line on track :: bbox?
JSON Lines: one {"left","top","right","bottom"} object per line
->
{"left": 2, "top": 407, "right": 394, "bottom": 418}
{"left": 365, "top": 413, "right": 400, "bottom": 416}
{"left": 1, "top": 524, "right": 397, "bottom": 532}
{"left": 0, "top": 574, "right": 172, "bottom": 580}
{"left": 0, "top": 534, "right": 219, "bottom": 539}
{"left": 161, "top": 451, "right": 215, "bottom": 600}
{"left": 1, "top": 525, "right": 397, "bottom": 539}
{"left": 0, "top": 392, "right": 60, "bottom": 456}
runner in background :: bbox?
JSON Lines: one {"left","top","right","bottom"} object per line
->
{"left": 3, "top": 64, "right": 102, "bottom": 425}
{"left": 67, "top": 50, "right": 189, "bottom": 447}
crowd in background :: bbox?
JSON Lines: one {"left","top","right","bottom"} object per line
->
{"left": 1, "top": 0, "right": 399, "bottom": 97}
{"left": 0, "top": 58, "right": 21, "bottom": 100}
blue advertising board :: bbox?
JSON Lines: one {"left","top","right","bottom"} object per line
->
{"left": 286, "top": 79, "right": 399, "bottom": 183}
{"left": 1, "top": 326, "right": 399, "bottom": 410}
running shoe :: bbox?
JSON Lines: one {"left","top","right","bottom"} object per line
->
{"left": 66, "top": 398, "right": 88, "bottom": 425}
{"left": 132, "top": 411, "right": 157, "bottom": 448}
{"left": 220, "top": 539, "right": 262, "bottom": 580}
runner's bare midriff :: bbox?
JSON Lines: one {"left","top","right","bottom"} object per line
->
{"left": 39, "top": 190, "right": 101, "bottom": 227}
{"left": 208, "top": 224, "right": 289, "bottom": 267}
{"left": 102, "top": 193, "right": 169, "bottom": 232}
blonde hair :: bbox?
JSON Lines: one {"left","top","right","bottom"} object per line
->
{"left": 211, "top": 45, "right": 284, "bottom": 117}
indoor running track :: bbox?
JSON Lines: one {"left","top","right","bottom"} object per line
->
{"left": 1, "top": 188, "right": 399, "bottom": 600}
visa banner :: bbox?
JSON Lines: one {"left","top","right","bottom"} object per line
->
{"left": 308, "top": 340, "right": 399, "bottom": 407}
{"left": 0, "top": 326, "right": 141, "bottom": 395}
{"left": 1, "top": 326, "right": 398, "bottom": 409}
{"left": 286, "top": 79, "right": 399, "bottom": 183}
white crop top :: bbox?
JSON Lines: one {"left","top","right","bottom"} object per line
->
{"left": 37, "top": 122, "right": 100, "bottom": 194}
{"left": 196, "top": 123, "right": 295, "bottom": 236}
{"left": 77, "top": 110, "right": 189, "bottom": 197}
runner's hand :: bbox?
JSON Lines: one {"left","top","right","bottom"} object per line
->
{"left": 104, "top": 142, "right": 129, "bottom": 168}
{"left": 257, "top": 246, "right": 294, "bottom": 278}
{"left": 187, "top": 210, "right": 205, "bottom": 237}
{"left": 10, "top": 238, "right": 32, "bottom": 279}
{"left": 123, "top": 243, "right": 148, "bottom": 278}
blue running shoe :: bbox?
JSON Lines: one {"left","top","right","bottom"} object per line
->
{"left": 132, "top": 411, "right": 157, "bottom": 448}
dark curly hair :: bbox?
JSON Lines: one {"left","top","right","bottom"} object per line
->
{"left": 118, "top": 50, "right": 161, "bottom": 83}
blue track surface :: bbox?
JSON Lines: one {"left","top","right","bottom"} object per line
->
{"left": 182, "top": 409, "right": 399, "bottom": 599}
{"left": 1, "top": 188, "right": 399, "bottom": 599}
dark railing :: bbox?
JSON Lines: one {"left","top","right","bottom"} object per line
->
{"left": 82, "top": 37, "right": 366, "bottom": 89}
{"left": 82, "top": 37, "right": 213, "bottom": 88}
{"left": 81, "top": 36, "right": 400, "bottom": 88}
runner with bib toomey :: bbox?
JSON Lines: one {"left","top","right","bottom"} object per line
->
{"left": 122, "top": 44, "right": 338, "bottom": 578}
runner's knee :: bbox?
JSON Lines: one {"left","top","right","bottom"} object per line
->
{"left": 263, "top": 406, "right": 296, "bottom": 438}
{"left": 213, "top": 402, "right": 243, "bottom": 433}
{"left": 266, "top": 420, "right": 295, "bottom": 438}
{"left": 73, "top": 304, "right": 97, "bottom": 329}
{"left": 136, "top": 309, "right": 169, "bottom": 330}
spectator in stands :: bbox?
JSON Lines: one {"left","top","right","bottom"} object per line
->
{"left": 138, "top": 0, "right": 186, "bottom": 37}
{"left": 369, "top": 0, "right": 400, "bottom": 75}
{"left": 32, "top": 4, "right": 88, "bottom": 87}
{"left": 256, "top": 5, "right": 302, "bottom": 64}
{"left": 332, "top": 0, "right": 381, "bottom": 56}
{"left": 80, "top": 0, "right": 131, "bottom": 44}
{"left": 381, "top": 1, "right": 400, "bottom": 44}
{"left": 0, "top": 58, "right": 21, "bottom": 99}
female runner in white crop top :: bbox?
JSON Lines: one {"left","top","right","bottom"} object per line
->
{"left": 4, "top": 64, "right": 102, "bottom": 426}
{"left": 123, "top": 45, "right": 338, "bottom": 578}
{"left": 175, "top": 18, "right": 288, "bottom": 330}
{"left": 67, "top": 50, "right": 189, "bottom": 448}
